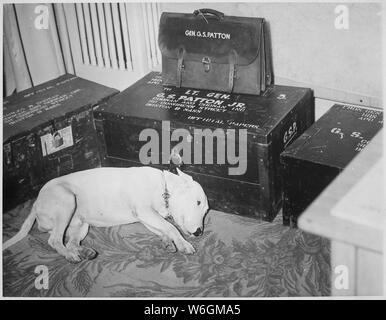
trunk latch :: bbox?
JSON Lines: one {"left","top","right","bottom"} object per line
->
{"left": 202, "top": 56, "right": 211, "bottom": 73}
{"left": 52, "top": 131, "right": 64, "bottom": 148}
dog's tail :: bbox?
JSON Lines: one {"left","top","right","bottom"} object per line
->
{"left": 3, "top": 203, "right": 37, "bottom": 250}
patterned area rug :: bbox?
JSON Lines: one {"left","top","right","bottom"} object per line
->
{"left": 3, "top": 199, "right": 330, "bottom": 297}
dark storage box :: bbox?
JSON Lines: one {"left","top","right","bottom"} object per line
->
{"left": 280, "top": 104, "right": 383, "bottom": 227}
{"left": 3, "top": 74, "right": 118, "bottom": 211}
{"left": 94, "top": 72, "right": 314, "bottom": 221}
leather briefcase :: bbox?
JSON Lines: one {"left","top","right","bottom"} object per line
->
{"left": 158, "top": 8, "right": 273, "bottom": 95}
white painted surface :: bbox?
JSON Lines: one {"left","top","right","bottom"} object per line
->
{"left": 331, "top": 241, "right": 356, "bottom": 296}
{"left": 357, "top": 248, "right": 383, "bottom": 296}
{"left": 332, "top": 158, "right": 385, "bottom": 230}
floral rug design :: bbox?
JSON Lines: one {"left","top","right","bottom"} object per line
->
{"left": 3, "top": 199, "right": 330, "bottom": 297}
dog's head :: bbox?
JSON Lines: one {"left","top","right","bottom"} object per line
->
{"left": 164, "top": 168, "right": 209, "bottom": 237}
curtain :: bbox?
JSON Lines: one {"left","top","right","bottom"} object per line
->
{"left": 3, "top": 3, "right": 74, "bottom": 97}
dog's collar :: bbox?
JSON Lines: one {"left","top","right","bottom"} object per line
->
{"left": 162, "top": 171, "right": 171, "bottom": 211}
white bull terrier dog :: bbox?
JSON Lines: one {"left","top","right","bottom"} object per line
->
{"left": 3, "top": 167, "right": 209, "bottom": 263}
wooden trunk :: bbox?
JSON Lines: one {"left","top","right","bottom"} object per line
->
{"left": 94, "top": 72, "right": 315, "bottom": 221}
{"left": 3, "top": 74, "right": 118, "bottom": 211}
{"left": 280, "top": 104, "right": 383, "bottom": 227}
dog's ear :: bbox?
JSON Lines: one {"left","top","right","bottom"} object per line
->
{"left": 163, "top": 169, "right": 193, "bottom": 194}
{"left": 176, "top": 168, "right": 193, "bottom": 183}
{"left": 163, "top": 170, "right": 185, "bottom": 192}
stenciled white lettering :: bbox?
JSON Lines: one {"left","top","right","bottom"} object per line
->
{"left": 185, "top": 29, "right": 231, "bottom": 40}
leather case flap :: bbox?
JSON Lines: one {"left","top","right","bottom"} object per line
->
{"left": 159, "top": 12, "right": 264, "bottom": 66}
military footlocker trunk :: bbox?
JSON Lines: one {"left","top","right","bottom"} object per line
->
{"left": 3, "top": 74, "right": 118, "bottom": 211}
{"left": 94, "top": 72, "right": 314, "bottom": 221}
{"left": 280, "top": 104, "right": 383, "bottom": 227}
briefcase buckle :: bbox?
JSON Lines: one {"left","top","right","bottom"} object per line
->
{"left": 202, "top": 56, "right": 211, "bottom": 73}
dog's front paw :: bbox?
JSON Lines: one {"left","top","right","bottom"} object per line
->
{"left": 176, "top": 239, "right": 196, "bottom": 255}
{"left": 65, "top": 251, "right": 82, "bottom": 264}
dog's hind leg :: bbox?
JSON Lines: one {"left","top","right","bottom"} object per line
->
{"left": 44, "top": 188, "right": 80, "bottom": 263}
{"left": 48, "top": 215, "right": 80, "bottom": 263}
{"left": 66, "top": 216, "right": 97, "bottom": 261}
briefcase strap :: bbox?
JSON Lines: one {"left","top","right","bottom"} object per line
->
{"left": 176, "top": 46, "right": 237, "bottom": 91}
{"left": 228, "top": 50, "right": 238, "bottom": 93}
{"left": 176, "top": 47, "right": 185, "bottom": 87}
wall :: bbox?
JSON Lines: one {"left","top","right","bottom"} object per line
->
{"left": 4, "top": 2, "right": 383, "bottom": 109}
{"left": 160, "top": 2, "right": 383, "bottom": 108}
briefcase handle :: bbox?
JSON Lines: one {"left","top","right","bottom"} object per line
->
{"left": 193, "top": 8, "right": 225, "bottom": 21}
